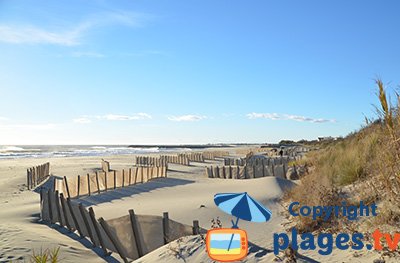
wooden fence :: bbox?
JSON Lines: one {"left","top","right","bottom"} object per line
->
{"left": 55, "top": 166, "right": 167, "bottom": 199}
{"left": 202, "top": 151, "right": 230, "bottom": 160}
{"left": 286, "top": 146, "right": 309, "bottom": 158}
{"left": 223, "top": 158, "right": 246, "bottom": 166}
{"left": 180, "top": 153, "right": 204, "bottom": 162}
{"left": 160, "top": 155, "right": 190, "bottom": 166}
{"left": 40, "top": 189, "right": 204, "bottom": 262}
{"left": 206, "top": 163, "right": 288, "bottom": 179}
{"left": 223, "top": 156, "right": 292, "bottom": 166}
{"left": 134, "top": 156, "right": 168, "bottom": 167}
{"left": 27, "top": 162, "right": 50, "bottom": 190}
{"left": 101, "top": 159, "right": 111, "bottom": 172}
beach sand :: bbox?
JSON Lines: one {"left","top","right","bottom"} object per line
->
{"left": 0, "top": 150, "right": 391, "bottom": 262}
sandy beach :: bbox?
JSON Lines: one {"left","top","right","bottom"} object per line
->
{"left": 0, "top": 147, "right": 391, "bottom": 263}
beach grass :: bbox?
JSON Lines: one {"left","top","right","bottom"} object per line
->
{"left": 30, "top": 247, "right": 60, "bottom": 263}
{"left": 285, "top": 78, "right": 400, "bottom": 231}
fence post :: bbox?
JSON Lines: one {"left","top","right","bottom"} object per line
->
{"left": 105, "top": 171, "right": 108, "bottom": 192}
{"left": 88, "top": 207, "right": 109, "bottom": 256}
{"left": 272, "top": 163, "right": 275, "bottom": 177}
{"left": 87, "top": 174, "right": 91, "bottom": 196}
{"left": 32, "top": 168, "right": 36, "bottom": 187}
{"left": 215, "top": 166, "right": 220, "bottom": 178}
{"left": 67, "top": 198, "right": 84, "bottom": 238}
{"left": 47, "top": 190, "right": 53, "bottom": 223}
{"left": 60, "top": 193, "right": 72, "bottom": 231}
{"left": 55, "top": 190, "right": 63, "bottom": 225}
{"left": 37, "top": 165, "right": 40, "bottom": 183}
{"left": 193, "top": 220, "right": 200, "bottom": 235}
{"left": 95, "top": 171, "right": 100, "bottom": 194}
{"left": 113, "top": 170, "right": 116, "bottom": 189}
{"left": 98, "top": 217, "right": 129, "bottom": 263}
{"left": 27, "top": 169, "right": 30, "bottom": 190}
{"left": 283, "top": 164, "right": 286, "bottom": 178}
{"left": 53, "top": 177, "right": 57, "bottom": 193}
{"left": 262, "top": 164, "right": 265, "bottom": 177}
{"left": 122, "top": 169, "right": 125, "bottom": 187}
{"left": 134, "top": 167, "right": 138, "bottom": 184}
{"left": 63, "top": 176, "right": 71, "bottom": 198}
{"left": 77, "top": 175, "right": 81, "bottom": 197}
{"left": 163, "top": 212, "right": 170, "bottom": 244}
{"left": 78, "top": 203, "right": 96, "bottom": 247}
{"left": 129, "top": 209, "right": 144, "bottom": 257}
{"left": 39, "top": 189, "right": 43, "bottom": 219}
{"left": 140, "top": 167, "right": 144, "bottom": 183}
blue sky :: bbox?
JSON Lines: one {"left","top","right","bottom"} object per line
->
{"left": 1, "top": 0, "right": 400, "bottom": 145}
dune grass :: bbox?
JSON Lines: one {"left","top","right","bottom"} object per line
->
{"left": 10, "top": 247, "right": 61, "bottom": 263}
{"left": 285, "top": 79, "right": 400, "bottom": 231}
{"left": 30, "top": 247, "right": 60, "bottom": 263}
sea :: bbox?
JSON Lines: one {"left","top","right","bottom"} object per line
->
{"left": 0, "top": 145, "right": 188, "bottom": 159}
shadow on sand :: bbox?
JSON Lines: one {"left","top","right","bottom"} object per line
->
{"left": 248, "top": 242, "right": 320, "bottom": 263}
{"left": 76, "top": 177, "right": 194, "bottom": 207}
{"left": 36, "top": 220, "right": 121, "bottom": 263}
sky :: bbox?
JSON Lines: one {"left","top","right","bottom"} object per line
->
{"left": 1, "top": 0, "right": 400, "bottom": 145}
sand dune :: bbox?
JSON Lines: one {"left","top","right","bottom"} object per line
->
{"left": 0, "top": 152, "right": 392, "bottom": 262}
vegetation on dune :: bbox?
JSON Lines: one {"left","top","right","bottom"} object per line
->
{"left": 11, "top": 247, "right": 61, "bottom": 263}
{"left": 30, "top": 247, "right": 60, "bottom": 263}
{"left": 285, "top": 79, "right": 400, "bottom": 231}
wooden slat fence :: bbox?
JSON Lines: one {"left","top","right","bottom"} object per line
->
{"left": 55, "top": 166, "right": 167, "bottom": 199}
{"left": 27, "top": 162, "right": 50, "bottom": 190}
{"left": 40, "top": 189, "right": 204, "bottom": 262}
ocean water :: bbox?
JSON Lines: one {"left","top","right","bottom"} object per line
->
{"left": 0, "top": 145, "right": 185, "bottom": 159}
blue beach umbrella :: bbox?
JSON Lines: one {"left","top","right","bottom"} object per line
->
{"left": 214, "top": 192, "right": 272, "bottom": 251}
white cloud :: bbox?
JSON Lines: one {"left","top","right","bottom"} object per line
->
{"left": 0, "top": 116, "right": 8, "bottom": 121}
{"left": 0, "top": 24, "right": 85, "bottom": 46}
{"left": 73, "top": 117, "right": 92, "bottom": 124}
{"left": 168, "top": 115, "right": 207, "bottom": 122}
{"left": 73, "top": 113, "right": 152, "bottom": 123}
{"left": 246, "top": 112, "right": 335, "bottom": 123}
{"left": 99, "top": 113, "right": 152, "bottom": 121}
{"left": 246, "top": 113, "right": 281, "bottom": 120}
{"left": 0, "top": 11, "right": 152, "bottom": 46}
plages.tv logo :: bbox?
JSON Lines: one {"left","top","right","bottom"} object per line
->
{"left": 273, "top": 201, "right": 400, "bottom": 255}
{"left": 206, "top": 192, "right": 272, "bottom": 262}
